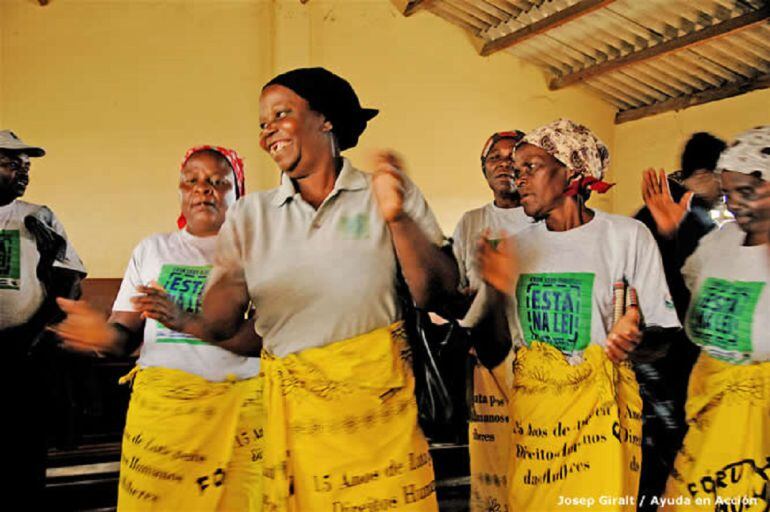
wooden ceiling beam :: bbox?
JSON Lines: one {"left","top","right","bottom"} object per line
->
{"left": 478, "top": 0, "right": 615, "bottom": 56}
{"left": 551, "top": 5, "right": 770, "bottom": 89}
{"left": 394, "top": 0, "right": 433, "bottom": 17}
{"left": 615, "top": 72, "right": 770, "bottom": 124}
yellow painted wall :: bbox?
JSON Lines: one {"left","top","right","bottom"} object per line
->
{"left": 1, "top": 0, "right": 275, "bottom": 276}
{"left": 612, "top": 88, "right": 770, "bottom": 216}
{"left": 0, "top": 0, "right": 618, "bottom": 276}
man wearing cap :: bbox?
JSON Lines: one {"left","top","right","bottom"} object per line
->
{"left": 450, "top": 130, "right": 532, "bottom": 512}
{"left": 0, "top": 130, "right": 86, "bottom": 504}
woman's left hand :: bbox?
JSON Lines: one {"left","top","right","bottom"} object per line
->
{"left": 371, "top": 150, "right": 406, "bottom": 223}
{"left": 605, "top": 307, "right": 641, "bottom": 363}
{"left": 131, "top": 281, "right": 192, "bottom": 332}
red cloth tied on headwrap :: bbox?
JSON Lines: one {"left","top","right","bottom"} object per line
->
{"left": 481, "top": 130, "right": 526, "bottom": 164}
{"left": 523, "top": 119, "right": 615, "bottom": 198}
{"left": 177, "top": 145, "right": 246, "bottom": 229}
{"left": 564, "top": 175, "right": 615, "bottom": 197}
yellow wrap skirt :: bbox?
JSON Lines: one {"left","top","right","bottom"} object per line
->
{"left": 507, "top": 342, "right": 642, "bottom": 511}
{"left": 117, "top": 367, "right": 264, "bottom": 511}
{"left": 259, "top": 323, "right": 438, "bottom": 512}
{"left": 469, "top": 350, "right": 515, "bottom": 512}
{"left": 662, "top": 353, "right": 770, "bottom": 511}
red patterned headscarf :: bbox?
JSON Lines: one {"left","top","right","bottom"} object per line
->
{"left": 177, "top": 145, "right": 246, "bottom": 229}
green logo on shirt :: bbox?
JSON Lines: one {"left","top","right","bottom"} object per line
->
{"left": 0, "top": 230, "right": 21, "bottom": 290}
{"left": 337, "top": 213, "right": 369, "bottom": 239}
{"left": 155, "top": 264, "right": 211, "bottom": 345}
{"left": 517, "top": 272, "right": 595, "bottom": 354}
{"left": 688, "top": 277, "right": 765, "bottom": 363}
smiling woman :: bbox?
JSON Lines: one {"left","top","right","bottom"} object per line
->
{"left": 197, "top": 67, "right": 457, "bottom": 511}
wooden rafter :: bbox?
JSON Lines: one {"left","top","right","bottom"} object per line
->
{"left": 551, "top": 6, "right": 770, "bottom": 89}
{"left": 393, "top": 0, "right": 432, "bottom": 17}
{"left": 478, "top": 0, "right": 616, "bottom": 56}
{"left": 615, "top": 72, "right": 770, "bottom": 124}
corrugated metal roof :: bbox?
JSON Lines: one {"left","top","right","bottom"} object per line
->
{"left": 401, "top": 0, "right": 770, "bottom": 122}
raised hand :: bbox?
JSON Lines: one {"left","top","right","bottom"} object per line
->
{"left": 641, "top": 168, "right": 693, "bottom": 238}
{"left": 605, "top": 307, "right": 641, "bottom": 363}
{"left": 371, "top": 150, "right": 406, "bottom": 223}
{"left": 476, "top": 230, "right": 518, "bottom": 296}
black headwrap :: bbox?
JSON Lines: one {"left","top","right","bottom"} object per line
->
{"left": 264, "top": 67, "right": 378, "bottom": 151}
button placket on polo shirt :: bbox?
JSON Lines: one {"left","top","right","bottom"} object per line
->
{"left": 308, "top": 189, "right": 343, "bottom": 234}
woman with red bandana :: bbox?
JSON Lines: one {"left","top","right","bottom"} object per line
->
{"left": 451, "top": 129, "right": 531, "bottom": 512}
{"left": 53, "top": 146, "right": 263, "bottom": 511}
{"left": 476, "top": 119, "right": 681, "bottom": 511}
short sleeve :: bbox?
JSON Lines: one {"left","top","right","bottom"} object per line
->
{"left": 451, "top": 214, "right": 470, "bottom": 290}
{"left": 112, "top": 242, "right": 146, "bottom": 312}
{"left": 629, "top": 222, "right": 681, "bottom": 329}
{"left": 682, "top": 223, "right": 728, "bottom": 294}
{"left": 402, "top": 175, "right": 446, "bottom": 247}
{"left": 206, "top": 200, "right": 248, "bottom": 294}
{"left": 681, "top": 244, "right": 705, "bottom": 295}
{"left": 43, "top": 207, "right": 87, "bottom": 274}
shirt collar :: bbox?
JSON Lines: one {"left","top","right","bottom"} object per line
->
{"left": 271, "top": 157, "right": 368, "bottom": 207}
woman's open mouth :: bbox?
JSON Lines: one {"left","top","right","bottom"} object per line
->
{"left": 269, "top": 140, "right": 292, "bottom": 157}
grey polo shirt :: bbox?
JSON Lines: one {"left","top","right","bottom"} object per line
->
{"left": 210, "top": 158, "right": 446, "bottom": 357}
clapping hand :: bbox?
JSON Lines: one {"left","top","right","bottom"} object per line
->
{"left": 371, "top": 150, "right": 407, "bottom": 224}
{"left": 131, "top": 281, "right": 191, "bottom": 332}
{"left": 476, "top": 230, "right": 518, "bottom": 296}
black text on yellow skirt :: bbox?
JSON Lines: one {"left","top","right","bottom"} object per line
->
{"left": 260, "top": 323, "right": 438, "bottom": 512}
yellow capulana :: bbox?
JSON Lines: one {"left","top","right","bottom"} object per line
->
{"left": 506, "top": 342, "right": 642, "bottom": 511}
{"left": 117, "top": 367, "right": 264, "bottom": 511}
{"left": 260, "top": 323, "right": 438, "bottom": 511}
{"left": 469, "top": 350, "right": 515, "bottom": 512}
{"left": 663, "top": 353, "right": 770, "bottom": 511}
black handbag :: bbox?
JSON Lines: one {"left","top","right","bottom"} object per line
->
{"left": 396, "top": 267, "right": 470, "bottom": 442}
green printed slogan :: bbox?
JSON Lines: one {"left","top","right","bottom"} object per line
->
{"left": 517, "top": 273, "right": 595, "bottom": 354}
{"left": 688, "top": 277, "right": 765, "bottom": 361}
{"left": 0, "top": 230, "right": 21, "bottom": 290}
{"left": 155, "top": 264, "right": 211, "bottom": 345}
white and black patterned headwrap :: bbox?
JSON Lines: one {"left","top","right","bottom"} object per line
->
{"left": 717, "top": 125, "right": 770, "bottom": 181}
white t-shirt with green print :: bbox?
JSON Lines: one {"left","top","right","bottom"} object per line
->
{"left": 113, "top": 229, "right": 260, "bottom": 381}
{"left": 506, "top": 210, "right": 680, "bottom": 358}
{"left": 683, "top": 221, "right": 769, "bottom": 364}
{"left": 452, "top": 202, "right": 533, "bottom": 327}
{"left": 0, "top": 200, "right": 85, "bottom": 329}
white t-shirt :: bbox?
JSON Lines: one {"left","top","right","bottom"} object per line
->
{"left": 113, "top": 230, "right": 260, "bottom": 382}
{"left": 682, "top": 221, "right": 769, "bottom": 363}
{"left": 452, "top": 202, "right": 533, "bottom": 326}
{"left": 0, "top": 200, "right": 85, "bottom": 329}
{"left": 211, "top": 158, "right": 446, "bottom": 358}
{"left": 507, "top": 210, "right": 680, "bottom": 356}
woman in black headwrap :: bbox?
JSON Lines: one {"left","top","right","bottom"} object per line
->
{"left": 194, "top": 68, "right": 456, "bottom": 511}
